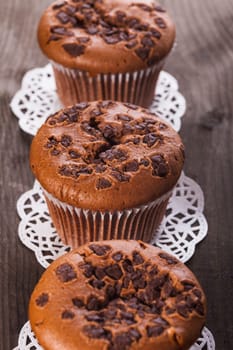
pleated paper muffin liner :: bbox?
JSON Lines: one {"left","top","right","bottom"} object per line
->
{"left": 10, "top": 64, "right": 186, "bottom": 136}
{"left": 43, "top": 187, "right": 172, "bottom": 249}
{"left": 52, "top": 60, "right": 164, "bottom": 108}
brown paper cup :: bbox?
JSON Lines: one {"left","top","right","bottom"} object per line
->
{"left": 51, "top": 60, "right": 164, "bottom": 108}
{"left": 43, "top": 189, "right": 171, "bottom": 248}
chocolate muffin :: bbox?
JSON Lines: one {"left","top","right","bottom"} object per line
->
{"left": 37, "top": 0, "right": 176, "bottom": 107}
{"left": 30, "top": 101, "right": 184, "bottom": 247}
{"left": 29, "top": 240, "right": 206, "bottom": 350}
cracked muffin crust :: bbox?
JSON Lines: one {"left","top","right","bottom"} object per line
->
{"left": 29, "top": 240, "right": 206, "bottom": 350}
{"left": 30, "top": 101, "right": 184, "bottom": 211}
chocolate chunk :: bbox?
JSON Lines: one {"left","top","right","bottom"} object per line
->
{"left": 75, "top": 102, "right": 89, "bottom": 110}
{"left": 89, "top": 279, "right": 106, "bottom": 289}
{"left": 87, "top": 296, "right": 101, "bottom": 311}
{"left": 83, "top": 325, "right": 112, "bottom": 340}
{"left": 55, "top": 263, "right": 77, "bottom": 282}
{"left": 136, "top": 3, "right": 152, "bottom": 11}
{"left": 45, "top": 136, "right": 58, "bottom": 148}
{"left": 122, "top": 276, "right": 130, "bottom": 288}
{"left": 192, "top": 288, "right": 202, "bottom": 299}
{"left": 120, "top": 311, "right": 135, "bottom": 321}
{"left": 122, "top": 124, "right": 133, "bottom": 135}
{"left": 154, "top": 17, "right": 167, "bottom": 29}
{"left": 132, "top": 277, "right": 146, "bottom": 290}
{"left": 150, "top": 28, "right": 162, "bottom": 39}
{"left": 112, "top": 252, "right": 123, "bottom": 262}
{"left": 72, "top": 297, "right": 84, "bottom": 308}
{"left": 125, "top": 40, "right": 138, "bottom": 49}
{"left": 66, "top": 5, "right": 76, "bottom": 15}
{"left": 141, "top": 35, "right": 155, "bottom": 47}
{"left": 35, "top": 293, "right": 49, "bottom": 307}
{"left": 162, "top": 279, "right": 177, "bottom": 298}
{"left": 117, "top": 114, "right": 132, "bottom": 122}
{"left": 181, "top": 280, "right": 195, "bottom": 291}
{"left": 95, "top": 164, "right": 107, "bottom": 173}
{"left": 103, "top": 35, "right": 121, "bottom": 45}
{"left": 135, "top": 46, "right": 150, "bottom": 61}
{"left": 78, "top": 36, "right": 90, "bottom": 43}
{"left": 123, "top": 160, "right": 139, "bottom": 172}
{"left": 86, "top": 25, "right": 98, "bottom": 35}
{"left": 154, "top": 5, "right": 166, "bottom": 12}
{"left": 61, "top": 310, "right": 75, "bottom": 319}
{"left": 151, "top": 155, "right": 169, "bottom": 177}
{"left": 52, "top": 1, "right": 66, "bottom": 10}
{"left": 62, "top": 43, "right": 85, "bottom": 56}
{"left": 133, "top": 137, "right": 140, "bottom": 145}
{"left": 79, "top": 263, "right": 94, "bottom": 278}
{"left": 94, "top": 267, "right": 106, "bottom": 280}
{"left": 51, "top": 27, "right": 73, "bottom": 38}
{"left": 122, "top": 259, "right": 134, "bottom": 273}
{"left": 105, "top": 264, "right": 123, "bottom": 280}
{"left": 128, "top": 18, "right": 140, "bottom": 28}
{"left": 140, "top": 158, "right": 149, "bottom": 167}
{"left": 103, "top": 125, "right": 117, "bottom": 139}
{"left": 194, "top": 300, "right": 205, "bottom": 316}
{"left": 103, "top": 308, "right": 117, "bottom": 320}
{"left": 86, "top": 314, "right": 104, "bottom": 323}
{"left": 143, "top": 133, "right": 159, "bottom": 147}
{"left": 129, "top": 328, "right": 141, "bottom": 341}
{"left": 177, "top": 303, "right": 189, "bottom": 318}
{"left": 69, "top": 150, "right": 81, "bottom": 159}
{"left": 51, "top": 148, "right": 60, "bottom": 156}
{"left": 89, "top": 244, "right": 111, "bottom": 256}
{"left": 132, "top": 251, "right": 144, "bottom": 265}
{"left": 116, "top": 10, "right": 126, "bottom": 22}
{"left": 111, "top": 170, "right": 130, "bottom": 182}
{"left": 147, "top": 325, "right": 165, "bottom": 337}
{"left": 61, "top": 134, "right": 72, "bottom": 147}
{"left": 152, "top": 317, "right": 169, "bottom": 326}
{"left": 96, "top": 178, "right": 112, "bottom": 189}
{"left": 159, "top": 252, "right": 178, "bottom": 265}
{"left": 48, "top": 35, "right": 62, "bottom": 42}
{"left": 106, "top": 285, "right": 117, "bottom": 299}
{"left": 100, "top": 149, "right": 128, "bottom": 162}
{"left": 56, "top": 11, "right": 70, "bottom": 24}
{"left": 124, "top": 102, "right": 138, "bottom": 110}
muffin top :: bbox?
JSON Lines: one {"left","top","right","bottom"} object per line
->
{"left": 29, "top": 240, "right": 206, "bottom": 350}
{"left": 30, "top": 101, "right": 184, "bottom": 211}
{"left": 30, "top": 101, "right": 184, "bottom": 210}
{"left": 38, "top": 0, "right": 175, "bottom": 74}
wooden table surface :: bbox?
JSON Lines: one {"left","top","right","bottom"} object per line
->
{"left": 1, "top": 0, "right": 232, "bottom": 349}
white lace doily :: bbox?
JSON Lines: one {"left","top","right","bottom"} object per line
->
{"left": 17, "top": 172, "right": 207, "bottom": 269}
{"left": 10, "top": 64, "right": 186, "bottom": 136}
{"left": 13, "top": 321, "right": 215, "bottom": 350}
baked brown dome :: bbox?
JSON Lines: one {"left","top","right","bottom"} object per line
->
{"left": 38, "top": 0, "right": 175, "bottom": 74}
{"left": 30, "top": 101, "right": 184, "bottom": 211}
{"left": 29, "top": 240, "right": 206, "bottom": 350}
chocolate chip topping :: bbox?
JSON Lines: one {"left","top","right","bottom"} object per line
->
{"left": 55, "top": 263, "right": 77, "bottom": 282}
{"left": 35, "top": 293, "right": 49, "bottom": 307}
{"left": 30, "top": 241, "right": 206, "bottom": 350}
{"left": 33, "top": 101, "right": 184, "bottom": 211}
{"left": 61, "top": 310, "right": 75, "bottom": 319}
{"left": 62, "top": 43, "right": 85, "bottom": 56}
{"left": 89, "top": 244, "right": 111, "bottom": 256}
{"left": 41, "top": 0, "right": 174, "bottom": 66}
{"left": 151, "top": 155, "right": 169, "bottom": 177}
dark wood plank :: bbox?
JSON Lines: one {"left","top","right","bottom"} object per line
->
{"left": 0, "top": 0, "right": 232, "bottom": 349}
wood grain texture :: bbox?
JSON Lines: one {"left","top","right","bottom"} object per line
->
{"left": 0, "top": 0, "right": 232, "bottom": 349}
